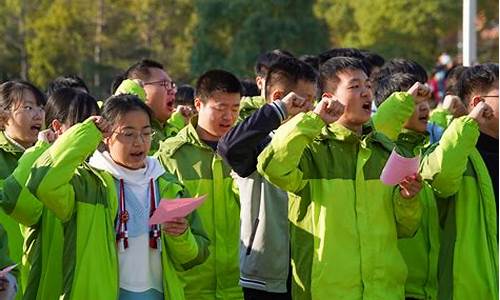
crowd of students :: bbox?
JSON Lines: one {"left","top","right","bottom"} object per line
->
{"left": 0, "top": 47, "right": 497, "bottom": 300}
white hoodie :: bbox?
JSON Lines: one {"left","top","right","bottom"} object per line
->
{"left": 89, "top": 150, "right": 165, "bottom": 293}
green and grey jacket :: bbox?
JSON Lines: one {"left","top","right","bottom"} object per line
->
{"left": 155, "top": 121, "right": 243, "bottom": 300}
{"left": 421, "top": 116, "right": 498, "bottom": 300}
{"left": 27, "top": 119, "right": 209, "bottom": 300}
{"left": 257, "top": 112, "right": 422, "bottom": 300}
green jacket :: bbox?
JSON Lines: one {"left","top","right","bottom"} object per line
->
{"left": 1, "top": 140, "right": 64, "bottom": 300}
{"left": 0, "top": 224, "right": 15, "bottom": 272}
{"left": 155, "top": 121, "right": 243, "bottom": 300}
{"left": 395, "top": 130, "right": 440, "bottom": 300}
{"left": 257, "top": 112, "right": 422, "bottom": 300}
{"left": 429, "top": 108, "right": 453, "bottom": 129}
{"left": 237, "top": 96, "right": 267, "bottom": 123}
{"left": 27, "top": 119, "right": 209, "bottom": 300}
{"left": 151, "top": 112, "right": 186, "bottom": 155}
{"left": 420, "top": 116, "right": 498, "bottom": 300}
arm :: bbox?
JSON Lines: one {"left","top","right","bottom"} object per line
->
{"left": 218, "top": 101, "right": 286, "bottom": 177}
{"left": 429, "top": 107, "right": 454, "bottom": 129}
{"left": 420, "top": 116, "right": 479, "bottom": 198}
{"left": 257, "top": 112, "right": 325, "bottom": 194}
{"left": 372, "top": 92, "right": 415, "bottom": 140}
{"left": 27, "top": 119, "right": 103, "bottom": 221}
{"left": 0, "top": 141, "right": 50, "bottom": 226}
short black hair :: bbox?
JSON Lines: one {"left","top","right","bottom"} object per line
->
{"left": 195, "top": 69, "right": 242, "bottom": 101}
{"left": 319, "top": 56, "right": 368, "bottom": 94}
{"left": 0, "top": 80, "right": 46, "bottom": 110}
{"left": 444, "top": 65, "right": 468, "bottom": 96}
{"left": 375, "top": 58, "right": 428, "bottom": 83}
{"left": 361, "top": 50, "right": 385, "bottom": 68}
{"left": 240, "top": 79, "right": 260, "bottom": 97}
{"left": 175, "top": 84, "right": 195, "bottom": 106}
{"left": 45, "top": 88, "right": 99, "bottom": 127}
{"left": 46, "top": 75, "right": 89, "bottom": 97}
{"left": 374, "top": 72, "right": 419, "bottom": 107}
{"left": 111, "top": 59, "right": 164, "bottom": 94}
{"left": 254, "top": 49, "right": 294, "bottom": 77}
{"left": 457, "top": 63, "right": 499, "bottom": 106}
{"left": 318, "top": 47, "right": 378, "bottom": 76}
{"left": 264, "top": 56, "right": 318, "bottom": 101}
{"left": 299, "top": 54, "right": 320, "bottom": 72}
{"left": 101, "top": 94, "right": 154, "bottom": 125}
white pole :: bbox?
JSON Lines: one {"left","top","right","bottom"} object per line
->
{"left": 463, "top": 0, "right": 477, "bottom": 66}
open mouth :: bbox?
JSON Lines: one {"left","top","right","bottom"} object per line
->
{"left": 130, "top": 151, "right": 145, "bottom": 158}
{"left": 30, "top": 124, "right": 42, "bottom": 132}
{"left": 418, "top": 115, "right": 429, "bottom": 122}
{"left": 362, "top": 102, "right": 372, "bottom": 112}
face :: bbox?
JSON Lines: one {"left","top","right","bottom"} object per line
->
{"left": 4, "top": 90, "right": 45, "bottom": 148}
{"left": 195, "top": 91, "right": 241, "bottom": 140}
{"left": 404, "top": 101, "right": 430, "bottom": 133}
{"left": 270, "top": 80, "right": 317, "bottom": 108}
{"left": 105, "top": 110, "right": 152, "bottom": 170}
{"left": 325, "top": 69, "right": 372, "bottom": 126}
{"left": 143, "top": 68, "right": 177, "bottom": 124}
{"left": 470, "top": 84, "right": 499, "bottom": 137}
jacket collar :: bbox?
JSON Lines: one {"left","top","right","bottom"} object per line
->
{"left": 0, "top": 131, "right": 25, "bottom": 154}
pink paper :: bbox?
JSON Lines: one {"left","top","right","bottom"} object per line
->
{"left": 149, "top": 195, "right": 207, "bottom": 225}
{"left": 0, "top": 264, "right": 17, "bottom": 278}
{"left": 380, "top": 149, "right": 420, "bottom": 186}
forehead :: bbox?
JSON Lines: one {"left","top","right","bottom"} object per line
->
{"left": 337, "top": 69, "right": 368, "bottom": 83}
{"left": 205, "top": 91, "right": 241, "bottom": 105}
{"left": 115, "top": 109, "right": 150, "bottom": 127}
{"left": 294, "top": 80, "right": 317, "bottom": 97}
{"left": 147, "top": 68, "right": 170, "bottom": 81}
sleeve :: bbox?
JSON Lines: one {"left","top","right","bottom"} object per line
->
{"left": 0, "top": 141, "right": 50, "bottom": 226}
{"left": 420, "top": 116, "right": 479, "bottom": 198}
{"left": 372, "top": 92, "right": 415, "bottom": 140}
{"left": 218, "top": 101, "right": 285, "bottom": 177}
{"left": 163, "top": 186, "right": 210, "bottom": 271}
{"left": 165, "top": 111, "right": 186, "bottom": 137}
{"left": 393, "top": 187, "right": 423, "bottom": 238}
{"left": 26, "top": 119, "right": 103, "bottom": 222}
{"left": 0, "top": 225, "right": 14, "bottom": 271}
{"left": 429, "top": 107, "right": 454, "bottom": 129}
{"left": 257, "top": 111, "right": 325, "bottom": 194}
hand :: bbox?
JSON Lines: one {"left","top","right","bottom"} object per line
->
{"left": 407, "top": 82, "right": 432, "bottom": 104}
{"left": 313, "top": 94, "right": 345, "bottom": 124}
{"left": 442, "top": 95, "right": 467, "bottom": 118}
{"left": 399, "top": 173, "right": 422, "bottom": 199}
{"left": 162, "top": 217, "right": 188, "bottom": 236}
{"left": 38, "top": 129, "right": 57, "bottom": 143}
{"left": 175, "top": 105, "right": 194, "bottom": 123}
{"left": 89, "top": 116, "right": 112, "bottom": 138}
{"left": 468, "top": 101, "right": 494, "bottom": 127}
{"left": 279, "top": 92, "right": 309, "bottom": 118}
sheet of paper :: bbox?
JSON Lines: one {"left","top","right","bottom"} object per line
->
{"left": 0, "top": 264, "right": 17, "bottom": 278}
{"left": 380, "top": 149, "right": 420, "bottom": 186}
{"left": 149, "top": 195, "right": 207, "bottom": 225}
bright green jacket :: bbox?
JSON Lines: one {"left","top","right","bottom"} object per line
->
{"left": 257, "top": 112, "right": 422, "bottom": 300}
{"left": 429, "top": 108, "right": 453, "bottom": 129}
{"left": 237, "top": 96, "right": 267, "bottom": 123}
{"left": 1, "top": 140, "right": 65, "bottom": 300}
{"left": 395, "top": 130, "right": 440, "bottom": 300}
{"left": 151, "top": 112, "right": 186, "bottom": 155}
{"left": 0, "top": 224, "right": 15, "bottom": 273}
{"left": 27, "top": 119, "right": 209, "bottom": 300}
{"left": 155, "top": 121, "right": 243, "bottom": 300}
{"left": 420, "top": 116, "right": 498, "bottom": 300}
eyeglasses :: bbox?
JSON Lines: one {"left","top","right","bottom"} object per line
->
{"left": 113, "top": 129, "right": 154, "bottom": 143}
{"left": 143, "top": 79, "right": 176, "bottom": 90}
{"left": 480, "top": 95, "right": 499, "bottom": 98}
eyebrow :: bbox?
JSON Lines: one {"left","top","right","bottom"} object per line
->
{"left": 120, "top": 125, "right": 152, "bottom": 130}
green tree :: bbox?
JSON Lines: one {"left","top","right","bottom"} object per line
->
{"left": 191, "top": 0, "right": 329, "bottom": 78}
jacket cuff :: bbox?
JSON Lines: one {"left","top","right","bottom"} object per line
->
{"left": 270, "top": 100, "right": 287, "bottom": 122}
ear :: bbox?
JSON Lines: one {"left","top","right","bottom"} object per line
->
{"left": 470, "top": 96, "right": 483, "bottom": 110}
{"left": 255, "top": 76, "right": 264, "bottom": 90}
{"left": 194, "top": 97, "right": 203, "bottom": 112}
{"left": 51, "top": 119, "right": 64, "bottom": 136}
{"left": 271, "top": 90, "right": 284, "bottom": 102}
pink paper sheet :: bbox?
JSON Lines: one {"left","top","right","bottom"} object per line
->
{"left": 149, "top": 195, "right": 207, "bottom": 225}
{"left": 380, "top": 149, "right": 420, "bottom": 186}
{"left": 0, "top": 264, "right": 17, "bottom": 278}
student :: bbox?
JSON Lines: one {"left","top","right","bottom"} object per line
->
{"left": 219, "top": 57, "right": 317, "bottom": 300}
{"left": 46, "top": 75, "right": 90, "bottom": 97}
{"left": 1, "top": 88, "right": 99, "bottom": 300}
{"left": 0, "top": 224, "right": 17, "bottom": 300}
{"left": 257, "top": 56, "right": 423, "bottom": 300}
{"left": 421, "top": 64, "right": 498, "bottom": 300}
{"left": 238, "top": 49, "right": 294, "bottom": 122}
{"left": 0, "top": 80, "right": 45, "bottom": 292}
{"left": 155, "top": 70, "right": 243, "bottom": 300}
{"left": 27, "top": 94, "right": 209, "bottom": 299}
{"left": 112, "top": 59, "right": 184, "bottom": 152}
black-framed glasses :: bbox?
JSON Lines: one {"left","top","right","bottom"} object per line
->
{"left": 480, "top": 95, "right": 499, "bottom": 98}
{"left": 143, "top": 79, "right": 176, "bottom": 90}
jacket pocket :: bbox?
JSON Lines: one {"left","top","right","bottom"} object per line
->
{"left": 246, "top": 218, "right": 260, "bottom": 255}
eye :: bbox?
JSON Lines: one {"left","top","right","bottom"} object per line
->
{"left": 348, "top": 85, "right": 359, "bottom": 89}
{"left": 123, "top": 131, "right": 134, "bottom": 137}
{"left": 142, "top": 131, "right": 152, "bottom": 137}
{"left": 24, "top": 105, "right": 33, "bottom": 110}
